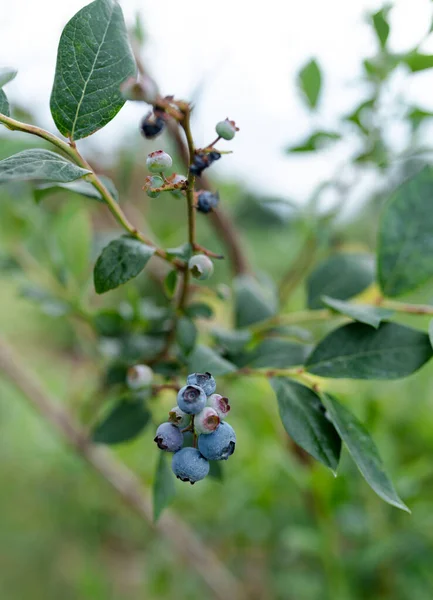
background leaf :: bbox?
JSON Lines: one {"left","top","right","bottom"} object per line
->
{"left": 187, "top": 344, "right": 236, "bottom": 376}
{"left": 92, "top": 398, "right": 150, "bottom": 444}
{"left": 298, "top": 59, "right": 322, "bottom": 109}
{"left": 234, "top": 274, "right": 276, "bottom": 328}
{"left": 378, "top": 167, "right": 433, "bottom": 297}
{"left": 176, "top": 317, "right": 197, "bottom": 356}
{"left": 54, "top": 202, "right": 92, "bottom": 284}
{"left": 0, "top": 67, "right": 17, "bottom": 89}
{"left": 306, "top": 322, "right": 433, "bottom": 379}
{"left": 50, "top": 0, "right": 136, "bottom": 140}
{"left": 307, "top": 253, "right": 375, "bottom": 309}
{"left": 322, "top": 393, "right": 409, "bottom": 511}
{"left": 34, "top": 175, "right": 118, "bottom": 204}
{"left": 286, "top": 131, "right": 341, "bottom": 153}
{"left": 93, "top": 236, "right": 155, "bottom": 294}
{"left": 371, "top": 7, "right": 390, "bottom": 49}
{"left": 239, "top": 338, "right": 311, "bottom": 368}
{"left": 0, "top": 149, "right": 90, "bottom": 184}
{"left": 153, "top": 452, "right": 176, "bottom": 522}
{"left": 402, "top": 52, "right": 433, "bottom": 73}
{"left": 0, "top": 89, "right": 9, "bottom": 117}
{"left": 271, "top": 378, "right": 341, "bottom": 471}
{"left": 322, "top": 296, "right": 393, "bottom": 328}
{"left": 164, "top": 270, "right": 178, "bottom": 299}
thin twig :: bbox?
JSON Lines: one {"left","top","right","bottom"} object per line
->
{"left": 0, "top": 337, "right": 246, "bottom": 600}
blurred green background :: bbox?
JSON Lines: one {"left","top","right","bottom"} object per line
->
{"left": 2, "top": 4, "right": 433, "bottom": 599}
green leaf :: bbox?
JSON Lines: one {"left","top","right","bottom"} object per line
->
{"left": 322, "top": 393, "right": 409, "bottom": 511}
{"left": 286, "top": 131, "right": 341, "bottom": 153}
{"left": 184, "top": 302, "right": 214, "bottom": 320}
{"left": 307, "top": 253, "right": 375, "bottom": 309}
{"left": 321, "top": 296, "right": 393, "bottom": 329}
{"left": 34, "top": 175, "right": 119, "bottom": 204}
{"left": 187, "top": 344, "right": 236, "bottom": 376}
{"left": 92, "top": 398, "right": 150, "bottom": 444}
{"left": 165, "top": 243, "right": 193, "bottom": 262}
{"left": 153, "top": 452, "right": 176, "bottom": 522}
{"left": 371, "top": 7, "right": 390, "bottom": 49}
{"left": 429, "top": 319, "right": 433, "bottom": 349}
{"left": 20, "top": 285, "right": 70, "bottom": 317}
{"left": 298, "top": 59, "right": 322, "bottom": 109}
{"left": 50, "top": 0, "right": 136, "bottom": 140}
{"left": 407, "top": 107, "right": 433, "bottom": 131}
{"left": 164, "top": 270, "right": 178, "bottom": 298}
{"left": 270, "top": 378, "right": 341, "bottom": 472}
{"left": 241, "top": 338, "right": 311, "bottom": 369}
{"left": 0, "top": 67, "right": 17, "bottom": 89}
{"left": 377, "top": 167, "right": 433, "bottom": 297}
{"left": 234, "top": 274, "right": 276, "bottom": 328}
{"left": 0, "top": 89, "right": 9, "bottom": 117}
{"left": 93, "top": 235, "right": 155, "bottom": 294}
{"left": 306, "top": 322, "right": 433, "bottom": 379}
{"left": 0, "top": 149, "right": 91, "bottom": 184}
{"left": 344, "top": 98, "right": 375, "bottom": 134}
{"left": 402, "top": 52, "right": 433, "bottom": 72}
{"left": 176, "top": 317, "right": 197, "bottom": 356}
{"left": 212, "top": 327, "right": 252, "bottom": 354}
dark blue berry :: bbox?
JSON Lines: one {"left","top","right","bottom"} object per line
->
{"left": 140, "top": 112, "right": 166, "bottom": 139}
{"left": 197, "top": 191, "right": 219, "bottom": 213}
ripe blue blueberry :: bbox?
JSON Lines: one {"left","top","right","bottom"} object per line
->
{"left": 126, "top": 364, "right": 153, "bottom": 389}
{"left": 144, "top": 175, "right": 164, "bottom": 198}
{"left": 194, "top": 407, "right": 220, "bottom": 435}
{"left": 172, "top": 447, "right": 210, "bottom": 484}
{"left": 186, "top": 372, "right": 216, "bottom": 396}
{"left": 198, "top": 422, "right": 236, "bottom": 460}
{"left": 197, "top": 191, "right": 219, "bottom": 214}
{"left": 140, "top": 111, "right": 166, "bottom": 139}
{"left": 168, "top": 406, "right": 190, "bottom": 429}
{"left": 188, "top": 254, "right": 214, "bottom": 281}
{"left": 154, "top": 422, "right": 183, "bottom": 452}
{"left": 207, "top": 394, "right": 231, "bottom": 419}
{"left": 190, "top": 151, "right": 221, "bottom": 176}
{"left": 177, "top": 384, "right": 207, "bottom": 414}
{"left": 215, "top": 118, "right": 237, "bottom": 140}
{"left": 146, "top": 150, "right": 173, "bottom": 173}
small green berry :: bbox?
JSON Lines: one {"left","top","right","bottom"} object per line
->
{"left": 144, "top": 175, "right": 164, "bottom": 198}
{"left": 188, "top": 254, "right": 214, "bottom": 281}
{"left": 126, "top": 364, "right": 153, "bottom": 389}
{"left": 215, "top": 119, "right": 237, "bottom": 140}
{"left": 146, "top": 150, "right": 173, "bottom": 173}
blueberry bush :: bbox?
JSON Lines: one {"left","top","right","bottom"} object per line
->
{"left": 2, "top": 2, "right": 433, "bottom": 590}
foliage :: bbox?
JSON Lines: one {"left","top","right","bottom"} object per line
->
{"left": 2, "top": 2, "right": 433, "bottom": 596}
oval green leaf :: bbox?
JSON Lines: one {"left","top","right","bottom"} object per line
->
{"left": 377, "top": 167, "right": 433, "bottom": 297}
{"left": 270, "top": 378, "right": 341, "bottom": 472}
{"left": 93, "top": 235, "right": 155, "bottom": 294}
{"left": 187, "top": 344, "right": 236, "bottom": 376}
{"left": 34, "top": 175, "right": 119, "bottom": 204}
{"left": 50, "top": 0, "right": 136, "bottom": 140}
{"left": 306, "top": 322, "right": 433, "bottom": 379}
{"left": 321, "top": 296, "right": 393, "bottom": 329}
{"left": 176, "top": 316, "right": 197, "bottom": 356}
{"left": 322, "top": 393, "right": 409, "bottom": 512}
{"left": 307, "top": 253, "right": 375, "bottom": 309}
{"left": 92, "top": 398, "right": 150, "bottom": 444}
{"left": 239, "top": 338, "right": 311, "bottom": 369}
{"left": 234, "top": 274, "right": 276, "bottom": 328}
{"left": 0, "top": 67, "right": 17, "bottom": 89}
{"left": 0, "top": 89, "right": 9, "bottom": 117}
{"left": 0, "top": 149, "right": 91, "bottom": 184}
{"left": 298, "top": 58, "right": 322, "bottom": 109}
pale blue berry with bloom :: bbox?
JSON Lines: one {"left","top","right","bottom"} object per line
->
{"left": 172, "top": 447, "right": 210, "bottom": 484}
{"left": 186, "top": 372, "right": 216, "bottom": 396}
{"left": 154, "top": 422, "right": 183, "bottom": 452}
{"left": 198, "top": 422, "right": 236, "bottom": 461}
{"left": 177, "top": 384, "right": 207, "bottom": 414}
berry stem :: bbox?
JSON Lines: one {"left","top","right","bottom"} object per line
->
{"left": 0, "top": 113, "right": 184, "bottom": 271}
{"left": 206, "top": 135, "right": 221, "bottom": 148}
{"left": 193, "top": 243, "right": 224, "bottom": 259}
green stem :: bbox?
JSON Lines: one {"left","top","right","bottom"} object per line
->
{"left": 0, "top": 113, "right": 184, "bottom": 270}
{"left": 381, "top": 299, "right": 433, "bottom": 315}
{"left": 249, "top": 309, "right": 330, "bottom": 335}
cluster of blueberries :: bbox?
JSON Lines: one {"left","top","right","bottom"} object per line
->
{"left": 154, "top": 372, "right": 236, "bottom": 484}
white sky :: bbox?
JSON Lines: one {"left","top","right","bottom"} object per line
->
{"left": 1, "top": 0, "right": 433, "bottom": 206}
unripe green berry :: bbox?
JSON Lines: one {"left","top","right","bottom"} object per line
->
{"left": 216, "top": 119, "right": 237, "bottom": 140}
{"left": 145, "top": 175, "right": 164, "bottom": 198}
{"left": 188, "top": 254, "right": 214, "bottom": 281}
{"left": 126, "top": 364, "right": 153, "bottom": 389}
{"left": 146, "top": 150, "right": 173, "bottom": 173}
